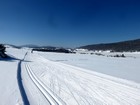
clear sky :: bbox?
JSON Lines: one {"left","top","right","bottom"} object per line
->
{"left": 0, "top": 0, "right": 140, "bottom": 48}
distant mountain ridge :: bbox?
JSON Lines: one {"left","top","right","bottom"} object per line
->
{"left": 79, "top": 39, "right": 140, "bottom": 52}
{"left": 19, "top": 44, "right": 40, "bottom": 48}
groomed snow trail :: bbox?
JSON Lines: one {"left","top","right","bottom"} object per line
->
{"left": 24, "top": 52, "right": 140, "bottom": 105}
{"left": 22, "top": 52, "right": 65, "bottom": 105}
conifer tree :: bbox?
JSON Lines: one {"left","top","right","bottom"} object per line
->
{"left": 0, "top": 44, "right": 7, "bottom": 58}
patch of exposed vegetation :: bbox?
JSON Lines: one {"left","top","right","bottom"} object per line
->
{"left": 0, "top": 44, "right": 7, "bottom": 58}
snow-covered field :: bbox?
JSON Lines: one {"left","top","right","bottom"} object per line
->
{"left": 0, "top": 47, "right": 140, "bottom": 105}
{"left": 0, "top": 47, "right": 27, "bottom": 105}
{"left": 36, "top": 51, "right": 140, "bottom": 83}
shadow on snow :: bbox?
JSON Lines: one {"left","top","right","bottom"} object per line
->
{"left": 17, "top": 52, "right": 30, "bottom": 105}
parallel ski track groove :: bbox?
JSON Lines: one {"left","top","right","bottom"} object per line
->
{"left": 25, "top": 63, "right": 64, "bottom": 105}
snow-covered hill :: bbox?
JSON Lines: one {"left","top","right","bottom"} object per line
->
{"left": 79, "top": 38, "right": 140, "bottom": 52}
{"left": 0, "top": 47, "right": 140, "bottom": 105}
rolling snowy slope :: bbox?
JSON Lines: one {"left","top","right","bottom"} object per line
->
{"left": 25, "top": 52, "right": 140, "bottom": 105}
{"left": 1, "top": 47, "right": 140, "bottom": 105}
{"left": 0, "top": 47, "right": 27, "bottom": 105}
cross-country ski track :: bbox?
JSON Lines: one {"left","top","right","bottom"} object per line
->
{"left": 18, "top": 52, "right": 65, "bottom": 105}
{"left": 1, "top": 47, "right": 140, "bottom": 105}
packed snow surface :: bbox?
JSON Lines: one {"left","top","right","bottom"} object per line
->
{"left": 0, "top": 47, "right": 140, "bottom": 105}
{"left": 36, "top": 51, "right": 140, "bottom": 83}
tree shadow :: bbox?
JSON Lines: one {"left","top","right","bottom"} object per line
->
{"left": 17, "top": 59, "right": 30, "bottom": 105}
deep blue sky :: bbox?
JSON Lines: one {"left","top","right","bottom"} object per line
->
{"left": 0, "top": 0, "right": 140, "bottom": 47}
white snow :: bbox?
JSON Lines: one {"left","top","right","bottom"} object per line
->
{"left": 35, "top": 51, "right": 140, "bottom": 83}
{"left": 0, "top": 47, "right": 27, "bottom": 105}
{"left": 0, "top": 47, "right": 140, "bottom": 105}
